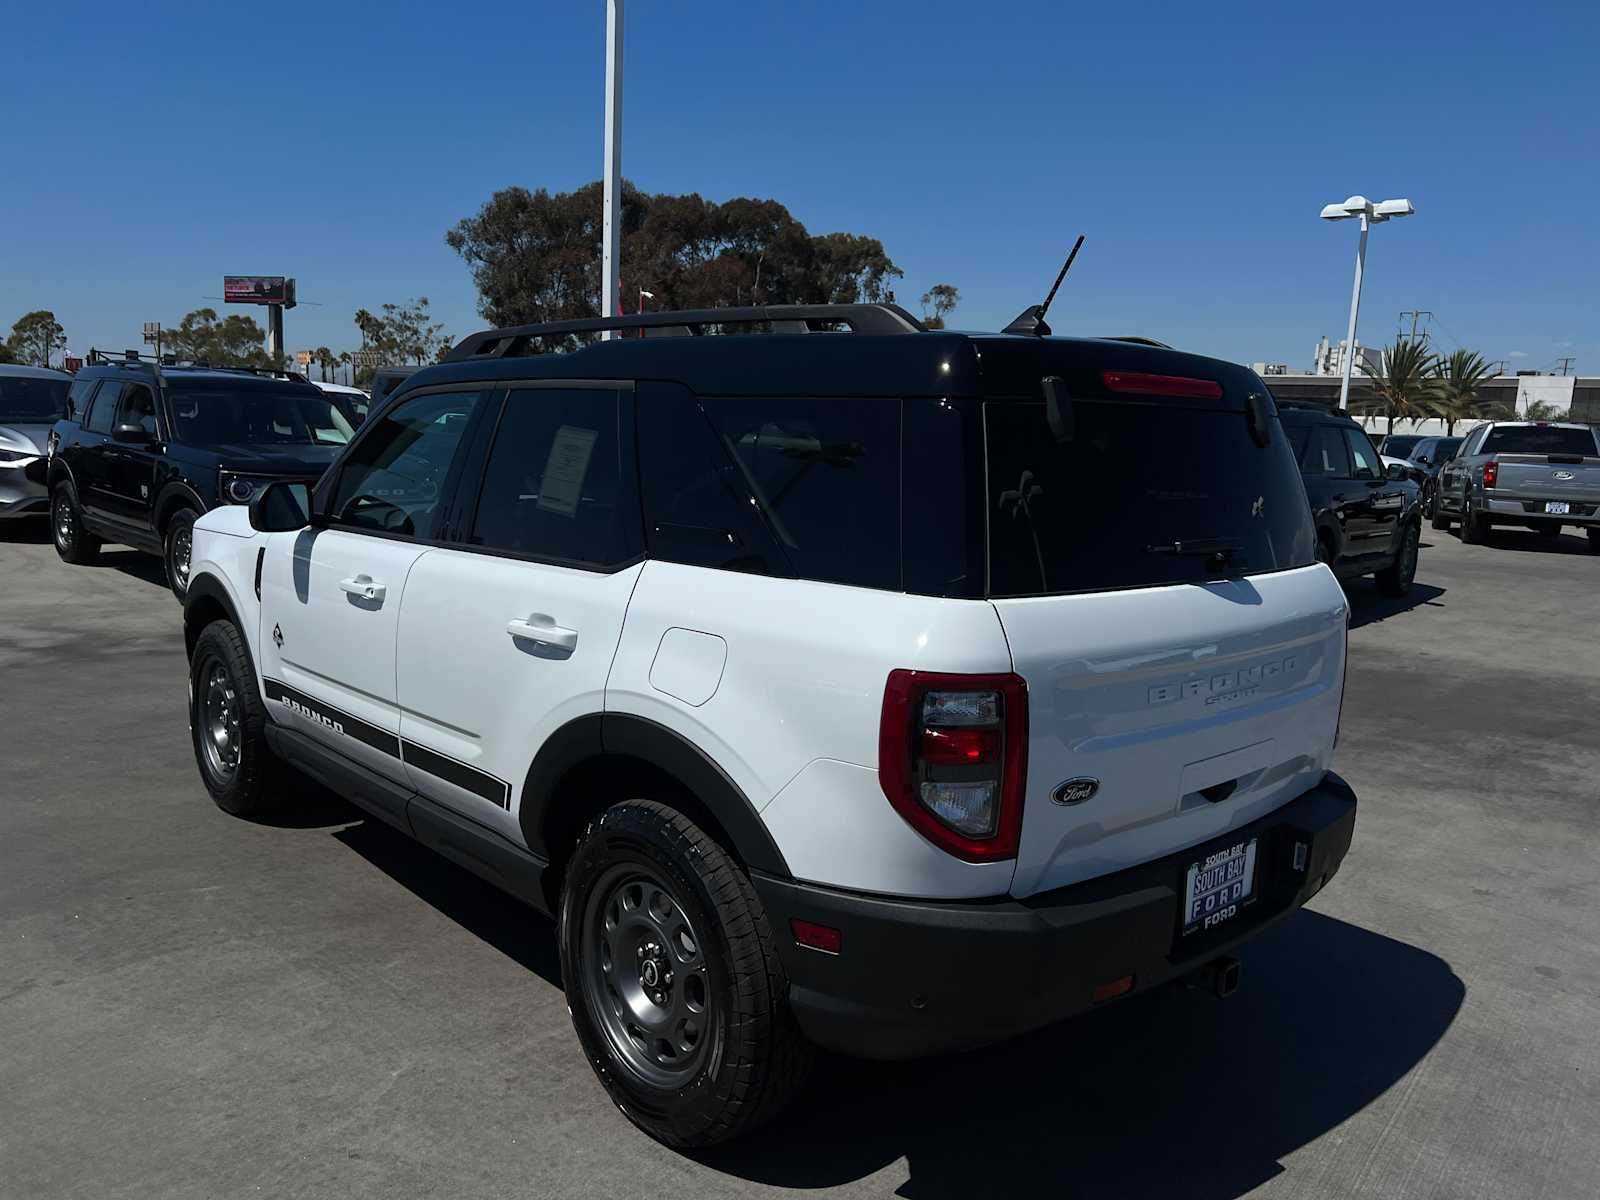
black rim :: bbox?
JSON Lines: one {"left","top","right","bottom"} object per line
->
{"left": 170, "top": 525, "right": 192, "bottom": 591}
{"left": 579, "top": 863, "right": 714, "bottom": 1088}
{"left": 1401, "top": 524, "right": 1418, "bottom": 581}
{"left": 54, "top": 493, "right": 74, "bottom": 551}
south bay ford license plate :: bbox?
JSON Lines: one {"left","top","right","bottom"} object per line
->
{"left": 1545, "top": 502, "right": 1570, "bottom": 515}
{"left": 1182, "top": 839, "right": 1257, "bottom": 935}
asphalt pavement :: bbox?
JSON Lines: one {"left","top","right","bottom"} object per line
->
{"left": 2, "top": 519, "right": 1597, "bottom": 1199}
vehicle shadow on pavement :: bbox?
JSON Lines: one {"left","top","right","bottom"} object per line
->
{"left": 699, "top": 910, "right": 1463, "bottom": 1200}
{"left": 0, "top": 516, "right": 50, "bottom": 543}
{"left": 95, "top": 547, "right": 170, "bottom": 588}
{"left": 330, "top": 817, "right": 564, "bottom": 985}
{"left": 1347, "top": 581, "right": 1445, "bottom": 630}
{"left": 1473, "top": 529, "right": 1597, "bottom": 556}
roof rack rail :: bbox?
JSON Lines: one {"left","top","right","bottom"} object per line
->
{"left": 83, "top": 349, "right": 310, "bottom": 385}
{"left": 445, "top": 303, "right": 926, "bottom": 362}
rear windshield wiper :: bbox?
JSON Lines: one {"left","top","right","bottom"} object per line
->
{"left": 1145, "top": 538, "right": 1243, "bottom": 558}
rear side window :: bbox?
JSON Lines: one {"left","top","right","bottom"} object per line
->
{"left": 1482, "top": 426, "right": 1598, "bottom": 456}
{"left": 468, "top": 387, "right": 639, "bottom": 568}
{"left": 84, "top": 382, "right": 121, "bottom": 434}
{"left": 700, "top": 396, "right": 901, "bottom": 590}
{"left": 985, "top": 400, "right": 1315, "bottom": 597}
{"left": 1304, "top": 426, "right": 1352, "bottom": 476}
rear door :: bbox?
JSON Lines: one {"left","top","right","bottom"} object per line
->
{"left": 395, "top": 383, "right": 641, "bottom": 843}
{"left": 1342, "top": 426, "right": 1404, "bottom": 554}
{"left": 74, "top": 381, "right": 122, "bottom": 526}
{"left": 980, "top": 385, "right": 1346, "bottom": 900}
{"left": 256, "top": 385, "right": 492, "bottom": 782}
{"left": 99, "top": 381, "right": 163, "bottom": 533}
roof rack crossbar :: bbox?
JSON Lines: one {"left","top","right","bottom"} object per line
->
{"left": 445, "top": 303, "right": 926, "bottom": 362}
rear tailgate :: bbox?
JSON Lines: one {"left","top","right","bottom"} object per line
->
{"left": 1490, "top": 456, "right": 1600, "bottom": 507}
{"left": 995, "top": 570, "right": 1345, "bottom": 897}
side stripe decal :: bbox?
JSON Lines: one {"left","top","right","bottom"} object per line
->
{"left": 262, "top": 678, "right": 509, "bottom": 809}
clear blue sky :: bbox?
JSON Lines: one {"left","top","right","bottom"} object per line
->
{"left": 3, "top": 1, "right": 1595, "bottom": 373}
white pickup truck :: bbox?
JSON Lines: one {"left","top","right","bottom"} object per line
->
{"left": 1433, "top": 421, "right": 1600, "bottom": 551}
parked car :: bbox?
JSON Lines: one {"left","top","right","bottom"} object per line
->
{"left": 181, "top": 303, "right": 1357, "bottom": 1147}
{"left": 1405, "top": 435, "right": 1464, "bottom": 520}
{"left": 47, "top": 355, "right": 355, "bottom": 598}
{"left": 312, "top": 380, "right": 371, "bottom": 427}
{"left": 1433, "top": 421, "right": 1600, "bottom": 551}
{"left": 1278, "top": 404, "right": 1423, "bottom": 593}
{"left": 0, "top": 364, "right": 72, "bottom": 520}
{"left": 1375, "top": 432, "right": 1424, "bottom": 461}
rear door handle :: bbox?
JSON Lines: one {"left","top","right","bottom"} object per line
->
{"left": 339, "top": 574, "right": 386, "bottom": 602}
{"left": 506, "top": 617, "right": 578, "bottom": 652}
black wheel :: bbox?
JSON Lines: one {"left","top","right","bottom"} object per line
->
{"left": 51, "top": 483, "right": 101, "bottom": 564}
{"left": 189, "top": 620, "right": 284, "bottom": 817}
{"left": 164, "top": 509, "right": 198, "bottom": 601}
{"left": 1587, "top": 528, "right": 1600, "bottom": 556}
{"left": 1459, "top": 493, "right": 1486, "bottom": 544}
{"left": 560, "top": 800, "right": 812, "bottom": 1147}
{"left": 1375, "top": 521, "right": 1420, "bottom": 596}
{"left": 1429, "top": 494, "right": 1451, "bottom": 531}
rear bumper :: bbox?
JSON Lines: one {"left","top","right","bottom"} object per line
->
{"left": 754, "top": 773, "right": 1357, "bottom": 1060}
{"left": 1484, "top": 494, "right": 1600, "bottom": 525}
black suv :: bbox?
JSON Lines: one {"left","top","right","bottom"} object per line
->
{"left": 48, "top": 355, "right": 353, "bottom": 598}
{"left": 1277, "top": 404, "right": 1422, "bottom": 594}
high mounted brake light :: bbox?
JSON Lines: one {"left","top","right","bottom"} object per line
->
{"left": 1100, "top": 370, "right": 1224, "bottom": 400}
{"left": 879, "top": 670, "right": 1028, "bottom": 862}
{"left": 1483, "top": 461, "right": 1498, "bottom": 488}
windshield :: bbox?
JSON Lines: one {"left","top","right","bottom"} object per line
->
{"left": 0, "top": 376, "right": 69, "bottom": 423}
{"left": 168, "top": 383, "right": 354, "bottom": 446}
{"left": 1482, "top": 426, "right": 1598, "bottom": 456}
{"left": 985, "top": 400, "right": 1316, "bottom": 597}
{"left": 1381, "top": 435, "right": 1422, "bottom": 457}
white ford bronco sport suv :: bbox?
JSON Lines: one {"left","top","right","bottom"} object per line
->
{"left": 181, "top": 303, "right": 1357, "bottom": 1147}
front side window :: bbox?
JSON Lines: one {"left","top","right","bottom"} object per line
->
{"left": 985, "top": 399, "right": 1315, "bottom": 597}
{"left": 1345, "top": 429, "right": 1381, "bottom": 479}
{"left": 329, "top": 389, "right": 485, "bottom": 538}
{"left": 65, "top": 379, "right": 96, "bottom": 421}
{"left": 114, "top": 384, "right": 159, "bottom": 437}
{"left": 701, "top": 396, "right": 901, "bottom": 590}
{"left": 84, "top": 382, "right": 122, "bottom": 434}
{"left": 0, "top": 375, "right": 69, "bottom": 423}
{"left": 468, "top": 387, "right": 638, "bottom": 567}
{"left": 167, "top": 382, "right": 354, "bottom": 446}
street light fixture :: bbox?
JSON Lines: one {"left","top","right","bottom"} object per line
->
{"left": 1320, "top": 194, "right": 1416, "bottom": 410}
{"left": 639, "top": 288, "right": 655, "bottom": 313}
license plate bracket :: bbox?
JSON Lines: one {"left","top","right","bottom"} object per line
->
{"left": 1545, "top": 501, "right": 1570, "bottom": 515}
{"left": 1181, "top": 838, "right": 1258, "bottom": 936}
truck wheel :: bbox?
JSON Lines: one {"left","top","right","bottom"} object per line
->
{"left": 189, "top": 620, "right": 284, "bottom": 817}
{"left": 1429, "top": 496, "right": 1451, "bottom": 531}
{"left": 1459, "top": 495, "right": 1486, "bottom": 544}
{"left": 560, "top": 800, "right": 812, "bottom": 1147}
{"left": 52, "top": 483, "right": 101, "bottom": 564}
{"left": 1376, "top": 521, "right": 1420, "bottom": 596}
{"left": 164, "top": 509, "right": 198, "bottom": 601}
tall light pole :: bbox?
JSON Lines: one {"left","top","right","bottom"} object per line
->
{"left": 638, "top": 288, "right": 654, "bottom": 313}
{"left": 1320, "top": 195, "right": 1415, "bottom": 410}
{"left": 601, "top": 0, "right": 624, "bottom": 340}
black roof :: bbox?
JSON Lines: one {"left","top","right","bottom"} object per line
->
{"left": 78, "top": 356, "right": 321, "bottom": 392}
{"left": 398, "top": 304, "right": 1262, "bottom": 403}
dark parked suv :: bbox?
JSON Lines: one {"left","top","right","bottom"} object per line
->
{"left": 48, "top": 354, "right": 353, "bottom": 598}
{"left": 1277, "top": 404, "right": 1422, "bottom": 594}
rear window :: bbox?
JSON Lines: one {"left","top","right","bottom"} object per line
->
{"left": 1481, "top": 426, "right": 1597, "bottom": 456}
{"left": 985, "top": 400, "right": 1315, "bottom": 597}
{"left": 0, "top": 375, "right": 69, "bottom": 423}
{"left": 167, "top": 381, "right": 353, "bottom": 446}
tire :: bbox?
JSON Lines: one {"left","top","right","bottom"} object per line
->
{"left": 51, "top": 482, "right": 101, "bottom": 564}
{"left": 560, "top": 800, "right": 812, "bottom": 1148}
{"left": 1375, "top": 520, "right": 1420, "bottom": 596}
{"left": 1459, "top": 493, "right": 1486, "bottom": 544}
{"left": 1429, "top": 494, "right": 1451, "bottom": 532}
{"left": 164, "top": 508, "right": 198, "bottom": 601}
{"left": 1588, "top": 528, "right": 1600, "bottom": 556}
{"left": 189, "top": 619, "right": 284, "bottom": 817}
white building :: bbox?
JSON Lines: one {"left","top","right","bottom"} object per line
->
{"left": 1311, "top": 336, "right": 1381, "bottom": 377}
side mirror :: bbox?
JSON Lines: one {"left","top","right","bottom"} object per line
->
{"left": 1385, "top": 462, "right": 1408, "bottom": 482}
{"left": 112, "top": 423, "right": 152, "bottom": 444}
{"left": 248, "top": 480, "right": 312, "bottom": 532}
{"left": 1414, "top": 455, "right": 1430, "bottom": 465}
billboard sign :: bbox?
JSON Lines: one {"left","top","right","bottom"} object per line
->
{"left": 224, "top": 276, "right": 296, "bottom": 307}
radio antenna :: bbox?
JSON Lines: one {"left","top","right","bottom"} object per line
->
{"left": 1002, "top": 235, "right": 1085, "bottom": 337}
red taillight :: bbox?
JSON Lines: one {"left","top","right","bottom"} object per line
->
{"left": 1483, "top": 461, "right": 1498, "bottom": 488}
{"left": 879, "top": 670, "right": 1028, "bottom": 862}
{"left": 1100, "top": 370, "right": 1224, "bottom": 399}
{"left": 790, "top": 919, "right": 842, "bottom": 955}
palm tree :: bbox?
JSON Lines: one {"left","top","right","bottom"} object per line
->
{"left": 1433, "top": 349, "right": 1498, "bottom": 435}
{"left": 1358, "top": 337, "right": 1442, "bottom": 437}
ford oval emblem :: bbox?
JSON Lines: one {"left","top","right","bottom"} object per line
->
{"left": 1052, "top": 777, "right": 1100, "bottom": 806}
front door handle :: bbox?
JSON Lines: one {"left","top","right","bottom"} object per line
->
{"left": 339, "top": 574, "right": 386, "bottom": 602}
{"left": 506, "top": 616, "right": 578, "bottom": 652}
